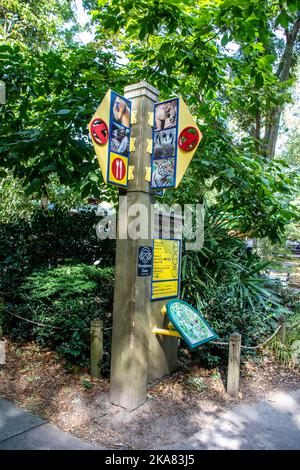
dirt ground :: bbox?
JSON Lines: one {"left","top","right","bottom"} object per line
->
{"left": 0, "top": 340, "right": 299, "bottom": 449}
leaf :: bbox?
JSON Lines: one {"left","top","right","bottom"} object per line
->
{"left": 276, "top": 12, "right": 290, "bottom": 29}
{"left": 56, "top": 109, "right": 71, "bottom": 115}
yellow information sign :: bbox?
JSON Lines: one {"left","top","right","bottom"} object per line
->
{"left": 151, "top": 280, "right": 179, "bottom": 300}
{"left": 88, "top": 90, "right": 111, "bottom": 184}
{"left": 151, "top": 239, "right": 181, "bottom": 301}
{"left": 88, "top": 89, "right": 131, "bottom": 187}
{"left": 176, "top": 97, "right": 203, "bottom": 188}
{"left": 150, "top": 97, "right": 202, "bottom": 190}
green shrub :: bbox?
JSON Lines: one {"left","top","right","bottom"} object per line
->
{"left": 1, "top": 264, "right": 114, "bottom": 367}
{"left": 268, "top": 312, "right": 300, "bottom": 366}
{"left": 180, "top": 209, "right": 295, "bottom": 366}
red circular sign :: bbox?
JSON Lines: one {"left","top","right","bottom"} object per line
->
{"left": 178, "top": 126, "right": 200, "bottom": 152}
{"left": 112, "top": 158, "right": 126, "bottom": 181}
{"left": 91, "top": 118, "right": 108, "bottom": 145}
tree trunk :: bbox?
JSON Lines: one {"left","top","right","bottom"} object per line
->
{"left": 263, "top": 16, "right": 300, "bottom": 158}
{"left": 40, "top": 184, "right": 48, "bottom": 210}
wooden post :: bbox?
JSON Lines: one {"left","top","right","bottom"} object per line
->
{"left": 0, "top": 297, "right": 4, "bottom": 339}
{"left": 277, "top": 316, "right": 286, "bottom": 344}
{"left": 109, "top": 82, "right": 158, "bottom": 410}
{"left": 90, "top": 319, "right": 103, "bottom": 378}
{"left": 110, "top": 82, "right": 178, "bottom": 411}
{"left": 227, "top": 332, "right": 241, "bottom": 399}
{"left": 0, "top": 80, "right": 5, "bottom": 105}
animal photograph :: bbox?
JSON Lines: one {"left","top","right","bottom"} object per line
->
{"left": 155, "top": 99, "right": 178, "bottom": 130}
{"left": 110, "top": 122, "right": 130, "bottom": 155}
{"left": 153, "top": 128, "right": 176, "bottom": 158}
{"left": 151, "top": 158, "right": 175, "bottom": 188}
{"left": 112, "top": 93, "right": 131, "bottom": 128}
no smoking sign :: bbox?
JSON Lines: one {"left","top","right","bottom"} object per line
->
{"left": 178, "top": 126, "right": 200, "bottom": 152}
{"left": 90, "top": 118, "right": 108, "bottom": 145}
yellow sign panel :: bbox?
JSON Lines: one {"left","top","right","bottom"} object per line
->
{"left": 108, "top": 152, "right": 129, "bottom": 187}
{"left": 153, "top": 239, "right": 179, "bottom": 280}
{"left": 150, "top": 97, "right": 202, "bottom": 190}
{"left": 88, "top": 90, "right": 111, "bottom": 184}
{"left": 151, "top": 280, "right": 179, "bottom": 300}
{"left": 88, "top": 90, "right": 132, "bottom": 187}
{"left": 151, "top": 239, "right": 181, "bottom": 301}
{"left": 175, "top": 97, "right": 203, "bottom": 188}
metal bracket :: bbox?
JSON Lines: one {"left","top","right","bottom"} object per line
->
{"left": 145, "top": 166, "right": 151, "bottom": 182}
{"left": 147, "top": 139, "right": 153, "bottom": 154}
{"left": 130, "top": 137, "right": 136, "bottom": 152}
{"left": 128, "top": 165, "right": 134, "bottom": 180}
{"left": 148, "top": 112, "right": 154, "bottom": 126}
{"left": 131, "top": 110, "right": 137, "bottom": 125}
{"left": 152, "top": 326, "right": 181, "bottom": 338}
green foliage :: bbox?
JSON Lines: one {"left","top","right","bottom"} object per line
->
{"left": 179, "top": 209, "right": 297, "bottom": 367}
{"left": 20, "top": 264, "right": 114, "bottom": 303}
{"left": 268, "top": 312, "right": 300, "bottom": 366}
{"left": 0, "top": 172, "right": 35, "bottom": 223}
{"left": 90, "top": 0, "right": 300, "bottom": 241}
{"left": 0, "top": 40, "right": 124, "bottom": 198}
{"left": 0, "top": 0, "right": 77, "bottom": 48}
{"left": 0, "top": 207, "right": 115, "bottom": 301}
{"left": 1, "top": 264, "right": 114, "bottom": 366}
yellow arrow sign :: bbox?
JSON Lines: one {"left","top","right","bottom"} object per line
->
{"left": 150, "top": 97, "right": 202, "bottom": 189}
{"left": 176, "top": 97, "right": 202, "bottom": 188}
{"left": 88, "top": 90, "right": 132, "bottom": 187}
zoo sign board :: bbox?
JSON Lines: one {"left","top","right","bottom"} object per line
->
{"left": 151, "top": 238, "right": 181, "bottom": 301}
{"left": 151, "top": 97, "right": 202, "bottom": 190}
{"left": 89, "top": 90, "right": 131, "bottom": 188}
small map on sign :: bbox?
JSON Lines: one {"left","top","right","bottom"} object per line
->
{"left": 166, "top": 300, "right": 218, "bottom": 349}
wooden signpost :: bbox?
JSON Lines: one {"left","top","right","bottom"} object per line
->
{"left": 89, "top": 82, "right": 203, "bottom": 410}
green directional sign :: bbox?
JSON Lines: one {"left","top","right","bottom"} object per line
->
{"left": 166, "top": 300, "right": 218, "bottom": 349}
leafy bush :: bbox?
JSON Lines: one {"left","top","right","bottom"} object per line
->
{"left": 0, "top": 207, "right": 115, "bottom": 300}
{"left": 268, "top": 312, "right": 300, "bottom": 367}
{"left": 180, "top": 209, "right": 294, "bottom": 366}
{"left": 1, "top": 264, "right": 114, "bottom": 367}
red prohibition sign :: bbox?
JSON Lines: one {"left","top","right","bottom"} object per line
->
{"left": 178, "top": 126, "right": 200, "bottom": 152}
{"left": 91, "top": 118, "right": 108, "bottom": 145}
{"left": 112, "top": 158, "right": 126, "bottom": 181}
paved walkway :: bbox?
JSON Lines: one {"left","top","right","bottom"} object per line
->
{"left": 1, "top": 390, "right": 300, "bottom": 450}
{"left": 0, "top": 398, "right": 104, "bottom": 450}
{"left": 164, "top": 389, "right": 300, "bottom": 450}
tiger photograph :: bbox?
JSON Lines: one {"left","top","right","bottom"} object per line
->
{"left": 151, "top": 158, "right": 175, "bottom": 188}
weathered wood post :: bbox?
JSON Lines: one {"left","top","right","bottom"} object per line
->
{"left": 0, "top": 297, "right": 4, "bottom": 339}
{"left": 0, "top": 298, "right": 5, "bottom": 365}
{"left": 227, "top": 332, "right": 241, "bottom": 399}
{"left": 109, "top": 82, "right": 178, "bottom": 410}
{"left": 277, "top": 315, "right": 286, "bottom": 344}
{"left": 90, "top": 319, "right": 103, "bottom": 378}
{"left": 0, "top": 80, "right": 5, "bottom": 105}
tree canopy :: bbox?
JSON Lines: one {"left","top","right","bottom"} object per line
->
{"left": 0, "top": 0, "right": 299, "bottom": 241}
